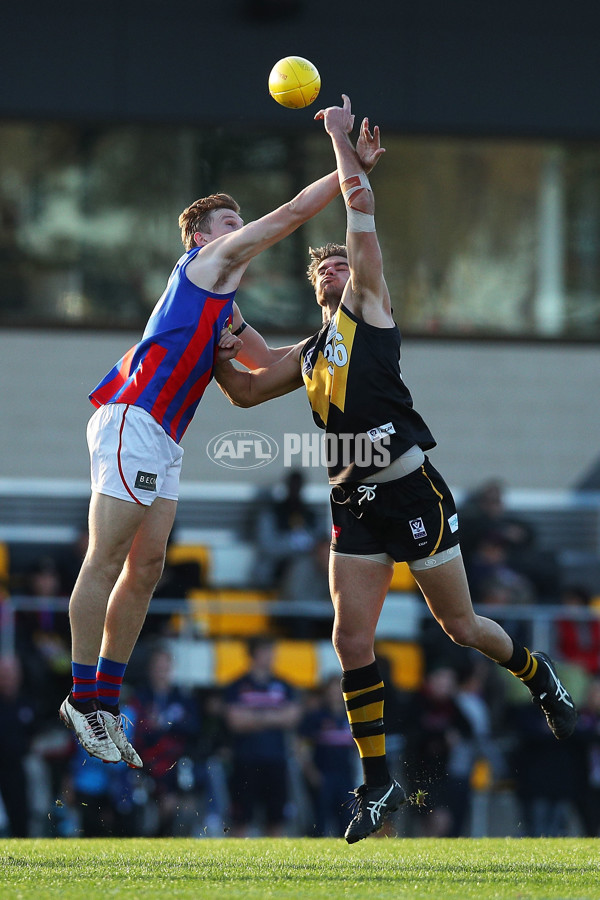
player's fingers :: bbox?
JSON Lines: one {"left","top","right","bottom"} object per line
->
{"left": 220, "top": 332, "right": 239, "bottom": 347}
{"left": 314, "top": 109, "right": 325, "bottom": 121}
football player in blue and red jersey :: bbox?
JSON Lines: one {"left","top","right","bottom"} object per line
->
{"left": 60, "top": 165, "right": 344, "bottom": 766}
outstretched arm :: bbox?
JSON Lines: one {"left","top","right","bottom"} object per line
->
{"left": 220, "top": 171, "right": 340, "bottom": 264}
{"left": 214, "top": 342, "right": 305, "bottom": 408}
{"left": 187, "top": 171, "right": 341, "bottom": 294}
{"left": 315, "top": 95, "right": 393, "bottom": 326}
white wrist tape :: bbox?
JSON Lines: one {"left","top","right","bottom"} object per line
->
{"left": 342, "top": 172, "right": 376, "bottom": 233}
{"left": 346, "top": 208, "right": 376, "bottom": 232}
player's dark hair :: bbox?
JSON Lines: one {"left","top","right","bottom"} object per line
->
{"left": 179, "top": 193, "right": 240, "bottom": 250}
{"left": 306, "top": 242, "right": 348, "bottom": 286}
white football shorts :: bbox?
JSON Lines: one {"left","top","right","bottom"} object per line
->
{"left": 87, "top": 402, "right": 184, "bottom": 506}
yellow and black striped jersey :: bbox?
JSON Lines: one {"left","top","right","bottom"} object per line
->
{"left": 300, "top": 303, "right": 435, "bottom": 483}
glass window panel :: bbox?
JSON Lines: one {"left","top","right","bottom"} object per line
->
{"left": 1, "top": 120, "right": 599, "bottom": 339}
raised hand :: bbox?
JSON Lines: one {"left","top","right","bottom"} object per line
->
{"left": 314, "top": 94, "right": 355, "bottom": 135}
{"left": 356, "top": 117, "right": 385, "bottom": 174}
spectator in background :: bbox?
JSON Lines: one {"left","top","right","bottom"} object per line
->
{"left": 459, "top": 478, "right": 559, "bottom": 602}
{"left": 193, "top": 687, "right": 230, "bottom": 835}
{"left": 0, "top": 656, "right": 36, "bottom": 836}
{"left": 133, "top": 645, "right": 202, "bottom": 835}
{"left": 251, "top": 470, "right": 322, "bottom": 588}
{"left": 403, "top": 666, "right": 474, "bottom": 837}
{"left": 510, "top": 689, "right": 580, "bottom": 836}
{"left": 572, "top": 676, "right": 600, "bottom": 835}
{"left": 454, "top": 660, "right": 507, "bottom": 789}
{"left": 465, "top": 532, "right": 537, "bottom": 607}
{"left": 557, "top": 586, "right": 600, "bottom": 676}
{"left": 297, "top": 675, "right": 356, "bottom": 836}
{"left": 21, "top": 555, "right": 72, "bottom": 716}
{"left": 224, "top": 637, "right": 301, "bottom": 836}
{"left": 22, "top": 554, "right": 70, "bottom": 633}
{"left": 459, "top": 479, "right": 536, "bottom": 567}
{"left": 277, "top": 532, "right": 333, "bottom": 639}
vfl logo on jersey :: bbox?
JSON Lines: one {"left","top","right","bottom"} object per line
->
{"left": 409, "top": 517, "right": 427, "bottom": 540}
{"left": 367, "top": 422, "right": 396, "bottom": 443}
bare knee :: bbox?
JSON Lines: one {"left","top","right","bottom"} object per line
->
{"left": 80, "top": 550, "right": 124, "bottom": 591}
{"left": 332, "top": 622, "right": 374, "bottom": 670}
{"left": 84, "top": 525, "right": 139, "bottom": 582}
{"left": 439, "top": 615, "right": 479, "bottom": 648}
{"left": 125, "top": 553, "right": 165, "bottom": 593}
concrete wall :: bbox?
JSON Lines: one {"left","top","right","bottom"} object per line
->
{"left": 2, "top": 329, "right": 598, "bottom": 492}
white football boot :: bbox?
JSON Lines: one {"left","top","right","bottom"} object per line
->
{"left": 99, "top": 705, "right": 143, "bottom": 768}
{"left": 59, "top": 694, "right": 121, "bottom": 763}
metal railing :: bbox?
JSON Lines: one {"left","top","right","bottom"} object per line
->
{"left": 2, "top": 594, "right": 598, "bottom": 667}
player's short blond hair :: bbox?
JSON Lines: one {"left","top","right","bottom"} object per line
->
{"left": 306, "top": 243, "right": 348, "bottom": 286}
{"left": 178, "top": 193, "right": 240, "bottom": 251}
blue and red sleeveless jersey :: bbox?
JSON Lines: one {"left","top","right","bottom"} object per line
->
{"left": 89, "top": 247, "right": 236, "bottom": 443}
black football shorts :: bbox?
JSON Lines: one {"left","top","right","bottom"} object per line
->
{"left": 329, "top": 457, "right": 460, "bottom": 563}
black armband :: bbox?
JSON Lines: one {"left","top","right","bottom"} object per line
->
{"left": 232, "top": 321, "right": 248, "bottom": 337}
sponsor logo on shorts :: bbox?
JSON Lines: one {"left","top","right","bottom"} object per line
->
{"left": 448, "top": 513, "right": 459, "bottom": 533}
{"left": 409, "top": 517, "right": 427, "bottom": 540}
{"left": 332, "top": 525, "right": 341, "bottom": 541}
{"left": 367, "top": 422, "right": 396, "bottom": 443}
{"left": 206, "top": 431, "right": 279, "bottom": 469}
{"left": 135, "top": 471, "right": 157, "bottom": 491}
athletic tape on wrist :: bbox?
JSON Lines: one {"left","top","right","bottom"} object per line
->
{"left": 341, "top": 172, "right": 372, "bottom": 204}
{"left": 342, "top": 172, "right": 376, "bottom": 233}
{"left": 346, "top": 208, "right": 376, "bottom": 232}
{"left": 341, "top": 172, "right": 372, "bottom": 198}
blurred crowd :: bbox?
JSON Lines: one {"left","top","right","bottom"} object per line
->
{"left": 1, "top": 475, "right": 600, "bottom": 839}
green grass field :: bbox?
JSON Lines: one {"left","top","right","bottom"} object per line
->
{"left": 2, "top": 837, "right": 600, "bottom": 899}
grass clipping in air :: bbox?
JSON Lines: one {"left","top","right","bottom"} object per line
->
{"left": 1, "top": 837, "right": 599, "bottom": 899}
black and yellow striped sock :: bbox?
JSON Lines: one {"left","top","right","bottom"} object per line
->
{"left": 341, "top": 660, "right": 390, "bottom": 787}
{"left": 500, "top": 641, "right": 547, "bottom": 694}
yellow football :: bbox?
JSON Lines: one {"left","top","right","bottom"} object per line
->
{"left": 268, "top": 56, "right": 321, "bottom": 109}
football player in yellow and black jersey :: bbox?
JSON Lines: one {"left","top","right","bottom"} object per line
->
{"left": 215, "top": 95, "right": 577, "bottom": 843}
